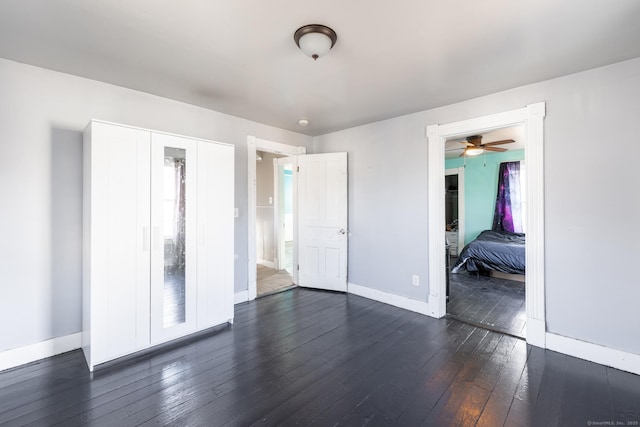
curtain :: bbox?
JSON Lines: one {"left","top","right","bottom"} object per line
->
{"left": 492, "top": 161, "right": 523, "bottom": 233}
{"left": 173, "top": 158, "right": 186, "bottom": 272}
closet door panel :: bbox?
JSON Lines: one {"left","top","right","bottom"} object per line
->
{"left": 90, "top": 122, "right": 151, "bottom": 364}
{"left": 197, "top": 142, "right": 235, "bottom": 329}
{"left": 150, "top": 132, "right": 198, "bottom": 344}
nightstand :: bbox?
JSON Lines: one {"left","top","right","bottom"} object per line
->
{"left": 445, "top": 231, "right": 459, "bottom": 256}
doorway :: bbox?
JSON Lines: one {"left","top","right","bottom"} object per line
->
{"left": 255, "top": 152, "right": 295, "bottom": 297}
{"left": 247, "top": 137, "right": 304, "bottom": 300}
{"left": 427, "top": 102, "right": 547, "bottom": 347}
{"left": 247, "top": 137, "right": 349, "bottom": 301}
{"left": 444, "top": 128, "right": 527, "bottom": 339}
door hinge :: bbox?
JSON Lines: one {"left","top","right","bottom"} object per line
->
{"left": 297, "top": 264, "right": 300, "bottom": 271}
{"left": 297, "top": 166, "right": 300, "bottom": 172}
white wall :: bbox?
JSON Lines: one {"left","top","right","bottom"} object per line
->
{"left": 0, "top": 58, "right": 312, "bottom": 353}
{"left": 314, "top": 57, "right": 640, "bottom": 356}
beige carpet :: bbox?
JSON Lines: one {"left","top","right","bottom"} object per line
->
{"left": 257, "top": 264, "right": 295, "bottom": 297}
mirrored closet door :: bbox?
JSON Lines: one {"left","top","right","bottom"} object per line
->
{"left": 150, "top": 133, "right": 198, "bottom": 344}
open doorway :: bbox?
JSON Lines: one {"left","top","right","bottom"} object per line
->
{"left": 427, "top": 103, "right": 546, "bottom": 347}
{"left": 247, "top": 136, "right": 304, "bottom": 301}
{"left": 444, "top": 127, "right": 527, "bottom": 338}
{"left": 255, "top": 151, "right": 295, "bottom": 297}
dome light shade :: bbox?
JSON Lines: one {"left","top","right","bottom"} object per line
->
{"left": 465, "top": 146, "right": 485, "bottom": 156}
{"left": 294, "top": 24, "right": 337, "bottom": 60}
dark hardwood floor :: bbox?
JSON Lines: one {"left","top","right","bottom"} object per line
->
{"left": 448, "top": 271, "right": 526, "bottom": 338}
{"left": 1, "top": 289, "right": 639, "bottom": 426}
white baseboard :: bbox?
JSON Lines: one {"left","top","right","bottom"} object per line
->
{"left": 348, "top": 282, "right": 431, "bottom": 316}
{"left": 257, "top": 259, "right": 276, "bottom": 269}
{"left": 526, "top": 317, "right": 546, "bottom": 348}
{"left": 234, "top": 290, "right": 249, "bottom": 305}
{"left": 546, "top": 332, "right": 640, "bottom": 376}
{"left": 0, "top": 332, "right": 82, "bottom": 372}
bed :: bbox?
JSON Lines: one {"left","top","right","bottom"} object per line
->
{"left": 451, "top": 230, "right": 525, "bottom": 275}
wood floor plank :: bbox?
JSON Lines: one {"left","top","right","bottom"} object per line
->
{"left": 259, "top": 311, "right": 452, "bottom": 426}
{"left": 559, "top": 357, "right": 613, "bottom": 426}
{"left": 10, "top": 290, "right": 338, "bottom": 426}
{"left": 0, "top": 288, "right": 639, "bottom": 427}
{"left": 168, "top": 304, "right": 422, "bottom": 426}
{"left": 39, "top": 292, "right": 372, "bottom": 426}
{"left": 421, "top": 329, "right": 501, "bottom": 426}
{"left": 448, "top": 272, "right": 525, "bottom": 338}
{"left": 609, "top": 367, "right": 640, "bottom": 422}
{"left": 83, "top": 293, "right": 380, "bottom": 426}
{"left": 476, "top": 338, "right": 528, "bottom": 427}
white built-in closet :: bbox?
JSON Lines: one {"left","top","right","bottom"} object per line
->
{"left": 82, "top": 120, "right": 234, "bottom": 371}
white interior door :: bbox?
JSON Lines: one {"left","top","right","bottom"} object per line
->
{"left": 297, "top": 152, "right": 348, "bottom": 292}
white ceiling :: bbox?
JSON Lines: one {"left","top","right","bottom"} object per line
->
{"left": 1, "top": 1, "right": 639, "bottom": 136}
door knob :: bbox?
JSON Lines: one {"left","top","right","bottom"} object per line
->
{"left": 338, "top": 229, "right": 347, "bottom": 235}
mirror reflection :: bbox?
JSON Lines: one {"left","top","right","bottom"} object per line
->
{"left": 163, "top": 147, "right": 186, "bottom": 328}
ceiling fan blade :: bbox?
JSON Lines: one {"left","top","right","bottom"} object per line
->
{"left": 483, "top": 139, "right": 514, "bottom": 146}
{"left": 485, "top": 146, "right": 507, "bottom": 152}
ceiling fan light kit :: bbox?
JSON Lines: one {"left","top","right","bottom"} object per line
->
{"left": 464, "top": 146, "right": 485, "bottom": 156}
{"left": 458, "top": 135, "right": 514, "bottom": 157}
{"left": 294, "top": 24, "right": 337, "bottom": 60}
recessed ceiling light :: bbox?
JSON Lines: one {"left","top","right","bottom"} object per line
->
{"left": 298, "top": 119, "right": 309, "bottom": 127}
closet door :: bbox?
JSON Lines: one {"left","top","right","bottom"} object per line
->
{"left": 150, "top": 133, "right": 198, "bottom": 344}
{"left": 197, "top": 141, "right": 235, "bottom": 328}
{"left": 84, "top": 121, "right": 151, "bottom": 368}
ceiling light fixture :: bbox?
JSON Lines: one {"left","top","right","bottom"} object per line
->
{"left": 464, "top": 146, "right": 485, "bottom": 156}
{"left": 294, "top": 24, "right": 337, "bottom": 60}
{"left": 298, "top": 118, "right": 309, "bottom": 127}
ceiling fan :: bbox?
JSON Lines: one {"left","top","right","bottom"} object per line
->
{"left": 454, "top": 135, "right": 515, "bottom": 157}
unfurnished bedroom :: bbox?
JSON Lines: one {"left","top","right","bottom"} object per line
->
{"left": 445, "top": 126, "right": 527, "bottom": 338}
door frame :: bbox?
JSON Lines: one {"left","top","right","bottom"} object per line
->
{"left": 427, "top": 102, "right": 546, "bottom": 348}
{"left": 247, "top": 136, "right": 306, "bottom": 301}
{"left": 444, "top": 167, "right": 465, "bottom": 252}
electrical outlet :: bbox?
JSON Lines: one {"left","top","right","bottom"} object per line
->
{"left": 412, "top": 274, "right": 419, "bottom": 286}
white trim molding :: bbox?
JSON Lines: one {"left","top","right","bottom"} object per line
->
{"left": 348, "top": 282, "right": 431, "bottom": 316}
{"left": 546, "top": 333, "right": 640, "bottom": 376}
{"left": 427, "top": 102, "right": 547, "bottom": 348}
{"left": 527, "top": 317, "right": 546, "bottom": 347}
{"left": 257, "top": 259, "right": 276, "bottom": 269}
{"left": 234, "top": 290, "right": 249, "bottom": 305}
{"left": 0, "top": 332, "right": 82, "bottom": 372}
